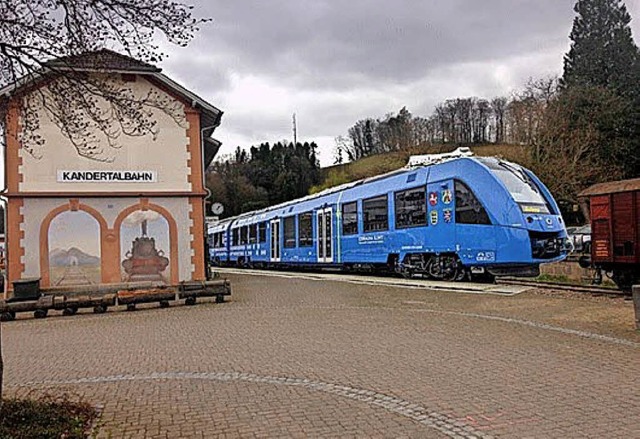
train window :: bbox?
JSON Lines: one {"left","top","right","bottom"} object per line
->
{"left": 284, "top": 216, "right": 296, "bottom": 248}
{"left": 232, "top": 228, "right": 239, "bottom": 246}
{"left": 363, "top": 195, "right": 389, "bottom": 232}
{"left": 240, "top": 226, "right": 248, "bottom": 245}
{"left": 249, "top": 224, "right": 257, "bottom": 244}
{"left": 298, "top": 212, "right": 313, "bottom": 247}
{"left": 395, "top": 186, "right": 427, "bottom": 228}
{"left": 455, "top": 180, "right": 491, "bottom": 225}
{"left": 477, "top": 157, "right": 552, "bottom": 214}
{"left": 258, "top": 222, "right": 267, "bottom": 243}
{"left": 342, "top": 202, "right": 358, "bottom": 235}
{"left": 217, "top": 232, "right": 224, "bottom": 248}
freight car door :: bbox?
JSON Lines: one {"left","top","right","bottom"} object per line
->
{"left": 316, "top": 207, "right": 334, "bottom": 263}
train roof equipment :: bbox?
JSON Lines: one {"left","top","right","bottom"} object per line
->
{"left": 405, "top": 147, "right": 474, "bottom": 168}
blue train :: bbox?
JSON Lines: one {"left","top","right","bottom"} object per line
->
{"left": 209, "top": 148, "right": 571, "bottom": 281}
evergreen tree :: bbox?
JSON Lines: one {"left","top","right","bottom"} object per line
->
{"left": 562, "top": 0, "right": 639, "bottom": 100}
{"left": 560, "top": 0, "right": 640, "bottom": 178}
{"left": 207, "top": 141, "right": 322, "bottom": 217}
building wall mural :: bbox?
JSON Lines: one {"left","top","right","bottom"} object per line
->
{"left": 120, "top": 210, "right": 171, "bottom": 283}
{"left": 48, "top": 211, "right": 101, "bottom": 286}
{"left": 20, "top": 197, "right": 193, "bottom": 286}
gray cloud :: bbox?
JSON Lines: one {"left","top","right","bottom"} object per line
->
{"left": 157, "top": 0, "right": 640, "bottom": 165}
{"left": 189, "top": 0, "right": 573, "bottom": 86}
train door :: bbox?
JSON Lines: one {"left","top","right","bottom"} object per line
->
{"left": 316, "top": 207, "right": 334, "bottom": 263}
{"left": 426, "top": 180, "right": 456, "bottom": 252}
{"left": 270, "top": 218, "right": 281, "bottom": 262}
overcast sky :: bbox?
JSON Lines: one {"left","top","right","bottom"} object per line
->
{"left": 161, "top": 0, "right": 640, "bottom": 167}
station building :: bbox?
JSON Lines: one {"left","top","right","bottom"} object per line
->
{"left": 1, "top": 50, "right": 223, "bottom": 293}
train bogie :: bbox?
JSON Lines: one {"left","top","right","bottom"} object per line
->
{"left": 93, "top": 305, "right": 108, "bottom": 314}
{"left": 34, "top": 309, "right": 48, "bottom": 319}
{"left": 62, "top": 306, "right": 78, "bottom": 316}
{"left": 1, "top": 311, "right": 16, "bottom": 322}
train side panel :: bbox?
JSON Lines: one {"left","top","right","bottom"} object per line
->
{"left": 590, "top": 190, "right": 640, "bottom": 265}
{"left": 211, "top": 156, "right": 569, "bottom": 277}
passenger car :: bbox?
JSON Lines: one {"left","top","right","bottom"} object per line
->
{"left": 210, "top": 148, "right": 571, "bottom": 281}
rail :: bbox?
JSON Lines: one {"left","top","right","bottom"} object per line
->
{"left": 496, "top": 278, "right": 629, "bottom": 296}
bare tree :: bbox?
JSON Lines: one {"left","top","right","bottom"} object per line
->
{"left": 491, "top": 97, "right": 508, "bottom": 143}
{"left": 471, "top": 99, "right": 490, "bottom": 143}
{"left": 378, "top": 107, "right": 414, "bottom": 152}
{"left": 346, "top": 118, "right": 378, "bottom": 160}
{"left": 534, "top": 85, "right": 628, "bottom": 205}
{"left": 506, "top": 77, "right": 559, "bottom": 147}
{"left": 433, "top": 104, "right": 448, "bottom": 143}
{"left": 412, "top": 116, "right": 435, "bottom": 145}
{"left": 0, "top": 0, "right": 209, "bottom": 160}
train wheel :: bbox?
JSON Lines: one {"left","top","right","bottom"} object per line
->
{"left": 159, "top": 300, "right": 170, "bottom": 308}
{"left": 185, "top": 296, "right": 196, "bottom": 306}
{"left": 93, "top": 305, "right": 107, "bottom": 314}
{"left": 611, "top": 269, "right": 635, "bottom": 292}
{"left": 34, "top": 309, "right": 48, "bottom": 319}
{"left": 426, "top": 255, "right": 461, "bottom": 281}
{"left": 1, "top": 311, "right": 16, "bottom": 322}
{"left": 126, "top": 304, "right": 136, "bottom": 312}
{"left": 578, "top": 255, "right": 591, "bottom": 269}
{"left": 62, "top": 307, "right": 78, "bottom": 316}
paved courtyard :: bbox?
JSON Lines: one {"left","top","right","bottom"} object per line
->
{"left": 3, "top": 270, "right": 640, "bottom": 438}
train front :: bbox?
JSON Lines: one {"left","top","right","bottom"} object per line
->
{"left": 474, "top": 157, "right": 572, "bottom": 276}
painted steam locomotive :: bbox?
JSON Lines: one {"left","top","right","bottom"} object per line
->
{"left": 209, "top": 148, "right": 571, "bottom": 281}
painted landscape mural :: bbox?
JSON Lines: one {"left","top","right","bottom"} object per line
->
{"left": 49, "top": 211, "right": 101, "bottom": 286}
{"left": 120, "top": 210, "right": 171, "bottom": 283}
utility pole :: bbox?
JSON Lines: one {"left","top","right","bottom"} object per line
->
{"left": 292, "top": 113, "right": 297, "bottom": 146}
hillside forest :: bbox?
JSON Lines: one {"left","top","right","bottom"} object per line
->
{"left": 206, "top": 0, "right": 639, "bottom": 224}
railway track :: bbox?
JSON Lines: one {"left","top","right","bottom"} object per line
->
{"left": 54, "top": 265, "right": 96, "bottom": 286}
{"left": 496, "top": 278, "right": 629, "bottom": 296}
{"left": 216, "top": 266, "right": 630, "bottom": 297}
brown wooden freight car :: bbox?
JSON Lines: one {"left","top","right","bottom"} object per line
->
{"left": 578, "top": 178, "right": 640, "bottom": 291}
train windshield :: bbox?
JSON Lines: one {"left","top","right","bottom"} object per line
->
{"left": 477, "top": 158, "right": 551, "bottom": 214}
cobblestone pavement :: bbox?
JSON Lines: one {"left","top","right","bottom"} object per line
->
{"left": 3, "top": 271, "right": 640, "bottom": 438}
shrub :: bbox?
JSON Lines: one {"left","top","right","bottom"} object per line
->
{"left": 0, "top": 394, "right": 97, "bottom": 439}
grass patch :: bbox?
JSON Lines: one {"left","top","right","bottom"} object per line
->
{"left": 0, "top": 394, "right": 98, "bottom": 439}
{"left": 316, "top": 143, "right": 532, "bottom": 192}
{"left": 536, "top": 273, "right": 572, "bottom": 284}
